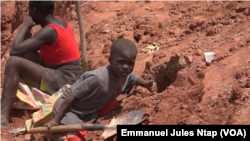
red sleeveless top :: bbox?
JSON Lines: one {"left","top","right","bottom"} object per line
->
{"left": 40, "top": 16, "right": 80, "bottom": 66}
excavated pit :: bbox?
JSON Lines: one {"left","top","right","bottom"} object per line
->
{"left": 1, "top": 1, "right": 250, "bottom": 141}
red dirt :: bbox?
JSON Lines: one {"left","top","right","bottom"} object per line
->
{"left": 1, "top": 1, "right": 250, "bottom": 141}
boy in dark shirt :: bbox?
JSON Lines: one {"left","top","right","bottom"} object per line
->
{"left": 44, "top": 38, "right": 155, "bottom": 140}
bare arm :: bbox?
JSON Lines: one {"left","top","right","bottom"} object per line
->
{"left": 44, "top": 92, "right": 76, "bottom": 129}
{"left": 135, "top": 77, "right": 156, "bottom": 92}
{"left": 135, "top": 77, "right": 148, "bottom": 87}
{"left": 44, "top": 75, "right": 100, "bottom": 129}
{"left": 10, "top": 16, "right": 56, "bottom": 56}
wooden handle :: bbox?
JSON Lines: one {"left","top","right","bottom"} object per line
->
{"left": 75, "top": 1, "right": 88, "bottom": 73}
{"left": 28, "top": 124, "right": 82, "bottom": 134}
{"left": 27, "top": 124, "right": 116, "bottom": 134}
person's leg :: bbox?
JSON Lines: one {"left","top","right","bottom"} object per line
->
{"left": 1, "top": 56, "right": 45, "bottom": 128}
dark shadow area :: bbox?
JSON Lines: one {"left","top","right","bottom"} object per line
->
{"left": 153, "top": 55, "right": 191, "bottom": 93}
{"left": 1, "top": 23, "right": 7, "bottom": 31}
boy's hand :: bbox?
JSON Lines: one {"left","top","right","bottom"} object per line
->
{"left": 135, "top": 78, "right": 157, "bottom": 93}
{"left": 44, "top": 119, "right": 59, "bottom": 130}
{"left": 23, "top": 16, "right": 36, "bottom": 28}
{"left": 145, "top": 81, "right": 156, "bottom": 92}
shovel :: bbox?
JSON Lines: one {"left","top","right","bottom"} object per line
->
{"left": 101, "top": 110, "right": 147, "bottom": 139}
{"left": 8, "top": 110, "right": 146, "bottom": 138}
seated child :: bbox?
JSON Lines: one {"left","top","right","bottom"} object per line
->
{"left": 44, "top": 38, "right": 156, "bottom": 141}
{"left": 1, "top": 1, "right": 83, "bottom": 128}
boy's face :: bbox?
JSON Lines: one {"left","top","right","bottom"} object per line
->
{"left": 109, "top": 50, "right": 137, "bottom": 79}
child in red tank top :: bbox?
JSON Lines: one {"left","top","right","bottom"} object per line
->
{"left": 1, "top": 1, "right": 83, "bottom": 129}
{"left": 40, "top": 16, "right": 80, "bottom": 66}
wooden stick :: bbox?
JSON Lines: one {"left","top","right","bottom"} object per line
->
{"left": 75, "top": 1, "right": 88, "bottom": 73}
{"left": 16, "top": 124, "right": 116, "bottom": 134}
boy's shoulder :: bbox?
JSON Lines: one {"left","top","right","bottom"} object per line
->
{"left": 86, "top": 65, "right": 108, "bottom": 75}
{"left": 82, "top": 65, "right": 109, "bottom": 80}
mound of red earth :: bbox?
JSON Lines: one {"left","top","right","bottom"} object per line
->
{"left": 1, "top": 1, "right": 250, "bottom": 141}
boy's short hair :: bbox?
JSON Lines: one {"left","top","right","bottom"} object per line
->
{"left": 110, "top": 38, "right": 137, "bottom": 57}
{"left": 29, "top": 1, "right": 55, "bottom": 14}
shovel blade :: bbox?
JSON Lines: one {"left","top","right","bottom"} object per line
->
{"left": 8, "top": 127, "right": 25, "bottom": 134}
{"left": 101, "top": 110, "right": 144, "bottom": 139}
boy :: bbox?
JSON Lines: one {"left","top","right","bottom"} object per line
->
{"left": 44, "top": 38, "right": 155, "bottom": 140}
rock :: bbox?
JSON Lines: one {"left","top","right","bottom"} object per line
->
{"left": 153, "top": 52, "right": 166, "bottom": 59}
{"left": 115, "top": 9, "right": 121, "bottom": 12}
{"left": 215, "top": 13, "right": 225, "bottom": 20}
{"left": 229, "top": 46, "right": 238, "bottom": 52}
{"left": 196, "top": 67, "right": 202, "bottom": 72}
{"left": 244, "top": 8, "right": 250, "bottom": 16}
{"left": 210, "top": 18, "right": 218, "bottom": 25}
{"left": 237, "top": 43, "right": 243, "bottom": 48}
{"left": 189, "top": 20, "right": 204, "bottom": 29}
{"left": 115, "top": 28, "right": 122, "bottom": 33}
{"left": 70, "top": 11, "right": 77, "bottom": 20}
{"left": 232, "top": 84, "right": 243, "bottom": 100}
{"left": 213, "top": 61, "right": 218, "bottom": 64}
{"left": 111, "top": 32, "right": 124, "bottom": 42}
{"left": 187, "top": 76, "right": 196, "bottom": 86}
{"left": 145, "top": 61, "right": 152, "bottom": 70}
{"left": 144, "top": 16, "right": 150, "bottom": 21}
{"left": 1, "top": 19, "right": 6, "bottom": 24}
{"left": 117, "top": 12, "right": 125, "bottom": 16}
{"left": 104, "top": 9, "right": 109, "bottom": 12}
{"left": 189, "top": 23, "right": 197, "bottom": 29}
{"left": 101, "top": 29, "right": 110, "bottom": 34}
{"left": 139, "top": 36, "right": 148, "bottom": 44}
{"left": 239, "top": 80, "right": 244, "bottom": 83}
{"left": 197, "top": 71, "right": 205, "bottom": 79}
{"left": 183, "top": 29, "right": 192, "bottom": 34}
{"left": 187, "top": 56, "right": 193, "bottom": 63}
{"left": 69, "top": 5, "right": 76, "bottom": 11}
{"left": 196, "top": 49, "right": 202, "bottom": 56}
{"left": 145, "top": 37, "right": 159, "bottom": 44}
{"left": 134, "top": 29, "right": 144, "bottom": 41}
{"left": 174, "top": 29, "right": 182, "bottom": 37}
{"left": 14, "top": 136, "right": 26, "bottom": 141}
{"left": 159, "top": 22, "right": 162, "bottom": 28}
{"left": 246, "top": 82, "right": 250, "bottom": 88}
{"left": 167, "top": 38, "right": 177, "bottom": 43}
{"left": 150, "top": 31, "right": 158, "bottom": 37}
{"left": 196, "top": 20, "right": 205, "bottom": 26}
{"left": 235, "top": 6, "right": 246, "bottom": 13}
{"left": 206, "top": 27, "right": 216, "bottom": 36}
{"left": 202, "top": 65, "right": 207, "bottom": 69}
{"left": 246, "top": 71, "right": 250, "bottom": 78}
{"left": 25, "top": 134, "right": 31, "bottom": 141}
{"left": 123, "top": 31, "right": 137, "bottom": 43}
{"left": 102, "top": 41, "right": 112, "bottom": 53}
{"left": 235, "top": 72, "right": 241, "bottom": 79}
{"left": 206, "top": 62, "right": 211, "bottom": 66}
{"left": 144, "top": 0, "right": 154, "bottom": 3}
{"left": 230, "top": 13, "right": 237, "bottom": 19}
